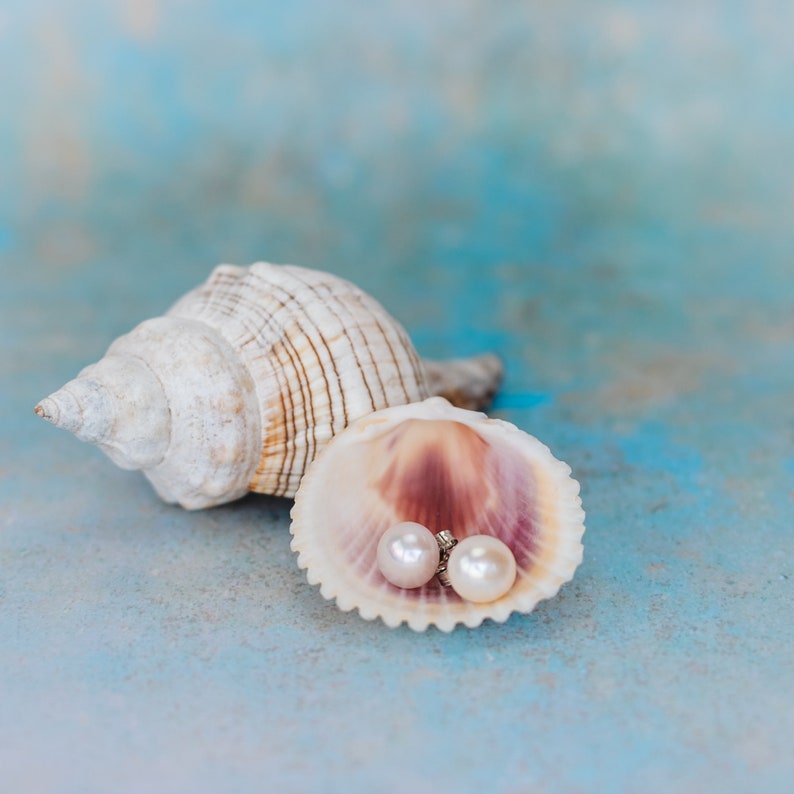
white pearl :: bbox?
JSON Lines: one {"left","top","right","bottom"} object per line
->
{"left": 447, "top": 535, "right": 517, "bottom": 603}
{"left": 377, "top": 522, "right": 440, "bottom": 589}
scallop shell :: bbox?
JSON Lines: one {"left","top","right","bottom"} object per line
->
{"left": 35, "top": 263, "right": 503, "bottom": 509}
{"left": 290, "top": 397, "right": 585, "bottom": 631}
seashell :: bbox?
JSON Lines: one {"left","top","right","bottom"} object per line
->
{"left": 290, "top": 397, "right": 585, "bottom": 631}
{"left": 34, "top": 263, "right": 503, "bottom": 509}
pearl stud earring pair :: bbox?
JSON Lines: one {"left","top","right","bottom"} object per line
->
{"left": 376, "top": 521, "right": 517, "bottom": 603}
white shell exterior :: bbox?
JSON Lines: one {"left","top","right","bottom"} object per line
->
{"left": 290, "top": 397, "right": 586, "bottom": 632}
{"left": 37, "top": 263, "right": 429, "bottom": 507}
{"left": 36, "top": 263, "right": 504, "bottom": 509}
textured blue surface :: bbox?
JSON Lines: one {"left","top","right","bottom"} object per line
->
{"left": 2, "top": 2, "right": 794, "bottom": 792}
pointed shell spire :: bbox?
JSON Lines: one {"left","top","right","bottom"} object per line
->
{"left": 35, "top": 382, "right": 113, "bottom": 443}
{"left": 36, "top": 354, "right": 170, "bottom": 468}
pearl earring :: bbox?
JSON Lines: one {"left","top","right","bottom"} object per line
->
{"left": 377, "top": 523, "right": 517, "bottom": 603}
{"left": 446, "top": 535, "right": 517, "bottom": 603}
{"left": 376, "top": 522, "right": 440, "bottom": 589}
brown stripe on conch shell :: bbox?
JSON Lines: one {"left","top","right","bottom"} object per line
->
{"left": 259, "top": 336, "right": 301, "bottom": 497}
{"left": 370, "top": 314, "right": 411, "bottom": 404}
{"left": 169, "top": 270, "right": 306, "bottom": 497}
{"left": 291, "top": 338, "right": 322, "bottom": 493}
{"left": 240, "top": 280, "right": 316, "bottom": 496}
{"left": 395, "top": 321, "right": 426, "bottom": 399}
{"left": 350, "top": 301, "right": 389, "bottom": 412}
{"left": 293, "top": 277, "right": 383, "bottom": 419}
{"left": 256, "top": 285, "right": 319, "bottom": 496}
{"left": 286, "top": 269, "right": 351, "bottom": 425}
{"left": 258, "top": 353, "right": 289, "bottom": 492}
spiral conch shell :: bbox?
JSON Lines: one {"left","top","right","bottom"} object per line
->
{"left": 35, "top": 263, "right": 503, "bottom": 509}
{"left": 290, "top": 397, "right": 585, "bottom": 631}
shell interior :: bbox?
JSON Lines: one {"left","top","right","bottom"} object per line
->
{"left": 290, "top": 397, "right": 585, "bottom": 631}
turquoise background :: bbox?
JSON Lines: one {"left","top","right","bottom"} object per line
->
{"left": 2, "top": 2, "right": 793, "bottom": 792}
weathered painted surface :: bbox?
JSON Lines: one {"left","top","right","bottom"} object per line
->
{"left": 1, "top": 2, "right": 793, "bottom": 792}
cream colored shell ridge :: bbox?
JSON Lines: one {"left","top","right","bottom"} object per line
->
{"left": 290, "top": 397, "right": 586, "bottom": 631}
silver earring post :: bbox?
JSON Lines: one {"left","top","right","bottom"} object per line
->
{"left": 434, "top": 530, "right": 458, "bottom": 587}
